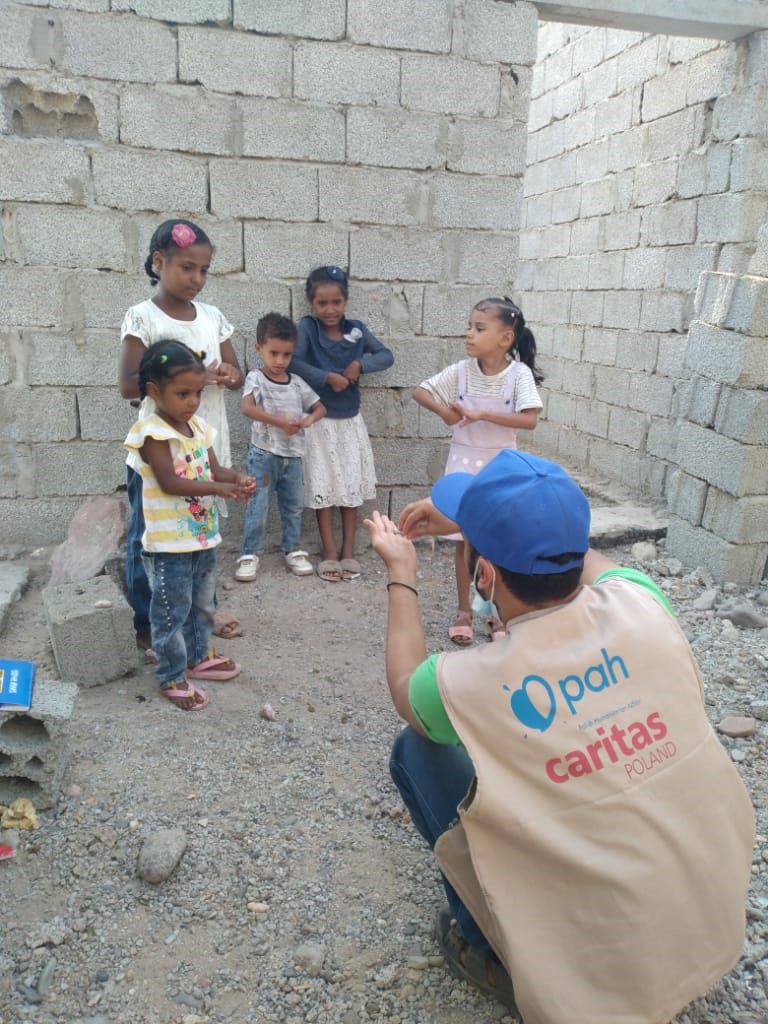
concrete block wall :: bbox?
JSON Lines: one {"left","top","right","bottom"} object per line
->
{"left": 0, "top": 0, "right": 538, "bottom": 543}
{"left": 518, "top": 22, "right": 768, "bottom": 507}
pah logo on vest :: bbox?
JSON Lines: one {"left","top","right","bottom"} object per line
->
{"left": 501, "top": 647, "right": 629, "bottom": 732}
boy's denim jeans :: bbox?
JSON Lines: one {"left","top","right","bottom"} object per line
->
{"left": 241, "top": 446, "right": 304, "bottom": 556}
{"left": 389, "top": 726, "right": 492, "bottom": 953}
{"left": 126, "top": 467, "right": 152, "bottom": 634}
{"left": 141, "top": 548, "right": 217, "bottom": 686}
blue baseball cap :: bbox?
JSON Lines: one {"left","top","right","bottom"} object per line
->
{"left": 431, "top": 450, "right": 590, "bottom": 575}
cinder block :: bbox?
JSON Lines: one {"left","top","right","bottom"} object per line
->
{"left": 459, "top": 0, "right": 537, "bottom": 65}
{"left": 319, "top": 166, "right": 425, "bottom": 228}
{"left": 350, "top": 228, "right": 444, "bottom": 283}
{"left": 537, "top": 224, "right": 570, "bottom": 258}
{"left": 587, "top": 252, "right": 624, "bottom": 290}
{"left": 616, "top": 35, "right": 660, "bottom": 91}
{"left": 211, "top": 161, "right": 318, "bottom": 221}
{"left": 572, "top": 27, "right": 604, "bottom": 75}
{"left": 608, "top": 407, "right": 648, "bottom": 449}
{"left": 401, "top": 55, "right": 500, "bottom": 118}
{"left": 112, "top": 0, "right": 230, "bottom": 21}
{"left": 121, "top": 85, "right": 239, "bottom": 156}
{"left": 362, "top": 389, "right": 419, "bottom": 439}
{"left": 627, "top": 373, "right": 674, "bottom": 417}
{"left": 0, "top": 5, "right": 52, "bottom": 71}
{"left": 564, "top": 360, "right": 593, "bottom": 399}
{"left": 654, "top": 333, "right": 687, "bottom": 377}
{"left": 698, "top": 193, "right": 768, "bottom": 244}
{"left": 348, "top": 0, "right": 450, "bottom": 53}
{"left": 523, "top": 194, "right": 553, "bottom": 231}
{"left": 0, "top": 66, "right": 120, "bottom": 142}
{"left": 665, "top": 515, "right": 768, "bottom": 585}
{"left": 582, "top": 55, "right": 617, "bottom": 104}
{"left": 639, "top": 291, "right": 687, "bottom": 333}
{"left": 14, "top": 205, "right": 129, "bottom": 271}
{"left": 564, "top": 107, "right": 595, "bottom": 151}
{"left": 0, "top": 137, "right": 89, "bottom": 204}
{"left": 179, "top": 27, "right": 290, "bottom": 97}
{"left": 678, "top": 374, "right": 721, "bottom": 427}
{"left": 695, "top": 271, "right": 768, "bottom": 337}
{"left": 582, "top": 327, "right": 617, "bottom": 365}
{"left": 570, "top": 290, "right": 604, "bottom": 326}
{"left": 677, "top": 145, "right": 731, "bottom": 199}
{"left": 598, "top": 90, "right": 634, "bottom": 137}
{"left": 580, "top": 177, "right": 614, "bottom": 218}
{"left": 295, "top": 42, "right": 400, "bottom": 107}
{"left": 453, "top": 231, "right": 519, "bottom": 285}
{"left": 615, "top": 330, "right": 658, "bottom": 372}
{"left": 241, "top": 98, "right": 344, "bottom": 163}
{"left": 643, "top": 107, "right": 696, "bottom": 163}
{"left": 557, "top": 425, "right": 590, "bottom": 469}
{"left": 546, "top": 391, "right": 577, "bottom": 427}
{"left": 499, "top": 65, "right": 533, "bottom": 124}
{"left": 0, "top": 679, "right": 79, "bottom": 810}
{"left": 664, "top": 244, "right": 718, "bottom": 292}
{"left": 702, "top": 488, "right": 768, "bottom": 545}
{"left": 77, "top": 388, "right": 135, "bottom": 441}
{"left": 0, "top": 496, "right": 81, "bottom": 543}
{"left": 622, "top": 249, "right": 665, "bottom": 290}
{"left": 552, "top": 78, "right": 582, "bottom": 121}
{"left": 535, "top": 121, "right": 565, "bottom": 162}
{"left": 0, "top": 387, "right": 77, "bottom": 442}
{"left": 34, "top": 442, "right": 125, "bottom": 496}
{"left": 576, "top": 395, "right": 609, "bottom": 438}
{"left": 594, "top": 365, "right": 629, "bottom": 406}
{"left": 576, "top": 139, "right": 610, "bottom": 181}
{"left": 93, "top": 149, "right": 208, "bottom": 214}
{"left": 545, "top": 42, "right": 574, "bottom": 92}
{"left": 730, "top": 138, "right": 768, "bottom": 193}
{"left": 557, "top": 254, "right": 590, "bottom": 290}
{"left": 244, "top": 223, "right": 347, "bottom": 280}
{"left": 43, "top": 576, "right": 139, "bottom": 687}
{"left": 348, "top": 107, "right": 446, "bottom": 171}
{"left": 72, "top": 271, "right": 146, "bottom": 330}
{"left": 712, "top": 86, "right": 768, "bottom": 143}
{"left": 602, "top": 210, "right": 640, "bottom": 251}
{"left": 632, "top": 160, "right": 677, "bottom": 208}
{"left": 372, "top": 336, "right": 445, "bottom": 391}
{"left": 431, "top": 175, "right": 522, "bottom": 231}
{"left": 56, "top": 10, "right": 175, "bottom": 82}
{"left": 0, "top": 266, "right": 63, "bottom": 328}
{"left": 448, "top": 119, "right": 527, "bottom": 177}
{"left": 715, "top": 387, "right": 768, "bottom": 445}
{"left": 371, "top": 437, "right": 448, "bottom": 488}
{"left": 422, "top": 285, "right": 490, "bottom": 337}
{"left": 676, "top": 420, "right": 768, "bottom": 498}
{"left": 132, "top": 213, "right": 243, "bottom": 276}
{"left": 643, "top": 200, "right": 697, "bottom": 247}
{"left": 570, "top": 217, "right": 601, "bottom": 256}
{"left": 528, "top": 92, "right": 552, "bottom": 133}
{"left": 606, "top": 290, "right": 647, "bottom": 329}
{"left": 201, "top": 278, "right": 291, "bottom": 335}
{"left": 641, "top": 64, "right": 687, "bottom": 121}
{"left": 683, "top": 320, "right": 768, "bottom": 388}
{"left": 234, "top": 0, "right": 344, "bottom": 38}
{"left": 646, "top": 419, "right": 678, "bottom": 462}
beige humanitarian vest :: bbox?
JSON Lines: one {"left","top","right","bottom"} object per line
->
{"left": 435, "top": 578, "right": 755, "bottom": 1024}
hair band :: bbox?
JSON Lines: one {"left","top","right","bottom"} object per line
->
{"left": 159, "top": 354, "right": 168, "bottom": 363}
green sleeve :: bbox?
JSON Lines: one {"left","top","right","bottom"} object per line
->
{"left": 594, "top": 566, "right": 675, "bottom": 616}
{"left": 408, "top": 655, "right": 462, "bottom": 746}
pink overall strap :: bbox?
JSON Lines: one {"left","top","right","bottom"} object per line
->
{"left": 501, "top": 360, "right": 520, "bottom": 407}
{"left": 456, "top": 359, "right": 469, "bottom": 401}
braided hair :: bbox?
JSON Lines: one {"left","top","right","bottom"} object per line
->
{"left": 137, "top": 339, "right": 206, "bottom": 399}
{"left": 474, "top": 296, "right": 544, "bottom": 384}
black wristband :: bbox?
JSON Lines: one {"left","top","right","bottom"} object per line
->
{"left": 387, "top": 581, "right": 418, "bottom": 596}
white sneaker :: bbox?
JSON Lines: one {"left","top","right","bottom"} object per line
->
{"left": 285, "top": 550, "right": 313, "bottom": 576}
{"left": 235, "top": 554, "right": 259, "bottom": 581}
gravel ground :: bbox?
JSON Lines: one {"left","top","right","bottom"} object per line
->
{"left": 0, "top": 536, "right": 766, "bottom": 1024}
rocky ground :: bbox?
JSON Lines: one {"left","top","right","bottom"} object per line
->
{"left": 0, "top": 535, "right": 767, "bottom": 1024}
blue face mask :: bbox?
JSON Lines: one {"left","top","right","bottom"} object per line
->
{"left": 470, "top": 561, "right": 499, "bottom": 620}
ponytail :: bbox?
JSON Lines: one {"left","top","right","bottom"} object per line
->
{"left": 474, "top": 296, "right": 544, "bottom": 384}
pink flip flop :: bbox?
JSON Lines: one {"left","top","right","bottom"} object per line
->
{"left": 160, "top": 679, "right": 209, "bottom": 711}
{"left": 187, "top": 652, "right": 241, "bottom": 682}
{"left": 448, "top": 611, "right": 474, "bottom": 647}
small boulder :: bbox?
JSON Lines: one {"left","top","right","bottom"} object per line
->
{"left": 49, "top": 497, "right": 126, "bottom": 585}
{"left": 693, "top": 589, "right": 717, "bottom": 612}
{"left": 715, "top": 604, "right": 768, "bottom": 630}
{"left": 137, "top": 828, "right": 187, "bottom": 884}
{"left": 717, "top": 716, "right": 757, "bottom": 739}
{"left": 631, "top": 541, "right": 657, "bottom": 563}
{"left": 293, "top": 942, "right": 326, "bottom": 977}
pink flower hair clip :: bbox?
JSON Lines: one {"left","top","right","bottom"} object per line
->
{"left": 171, "top": 223, "right": 197, "bottom": 248}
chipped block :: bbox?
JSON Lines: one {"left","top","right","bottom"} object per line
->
{"left": 42, "top": 576, "right": 139, "bottom": 687}
{"left": 0, "top": 679, "right": 78, "bottom": 810}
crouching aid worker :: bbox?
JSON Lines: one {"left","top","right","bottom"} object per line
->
{"left": 363, "top": 449, "right": 755, "bottom": 1024}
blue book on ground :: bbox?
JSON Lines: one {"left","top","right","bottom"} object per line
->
{"left": 0, "top": 659, "right": 36, "bottom": 712}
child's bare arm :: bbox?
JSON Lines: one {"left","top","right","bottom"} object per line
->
{"left": 412, "top": 386, "right": 461, "bottom": 426}
{"left": 300, "top": 400, "right": 326, "bottom": 428}
{"left": 209, "top": 450, "right": 257, "bottom": 498}
{"left": 450, "top": 405, "right": 540, "bottom": 430}
{"left": 241, "top": 393, "right": 298, "bottom": 432}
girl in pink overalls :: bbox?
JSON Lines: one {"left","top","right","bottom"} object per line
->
{"left": 413, "top": 298, "right": 543, "bottom": 645}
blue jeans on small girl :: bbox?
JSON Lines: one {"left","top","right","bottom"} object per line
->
{"left": 389, "top": 726, "right": 493, "bottom": 955}
{"left": 141, "top": 548, "right": 217, "bottom": 687}
{"left": 240, "top": 446, "right": 304, "bottom": 556}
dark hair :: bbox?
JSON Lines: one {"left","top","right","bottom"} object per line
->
{"left": 467, "top": 543, "right": 581, "bottom": 605}
{"left": 305, "top": 265, "right": 349, "bottom": 300}
{"left": 144, "top": 219, "right": 213, "bottom": 285}
{"left": 474, "top": 297, "right": 544, "bottom": 384}
{"left": 256, "top": 312, "right": 297, "bottom": 345}
{"left": 137, "top": 339, "right": 206, "bottom": 399}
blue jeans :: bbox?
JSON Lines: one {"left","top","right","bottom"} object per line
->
{"left": 240, "top": 446, "right": 304, "bottom": 555}
{"left": 390, "top": 727, "right": 492, "bottom": 953}
{"left": 126, "top": 467, "right": 152, "bottom": 634}
{"left": 141, "top": 548, "right": 217, "bottom": 686}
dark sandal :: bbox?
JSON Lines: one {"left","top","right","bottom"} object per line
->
{"left": 434, "top": 908, "right": 519, "bottom": 1015}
